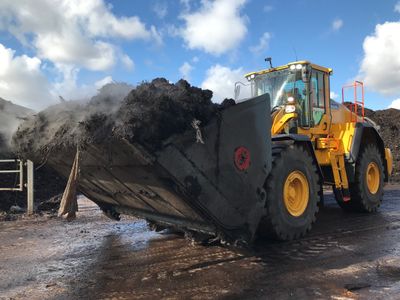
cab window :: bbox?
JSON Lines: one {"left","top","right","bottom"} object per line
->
{"left": 311, "top": 71, "right": 325, "bottom": 125}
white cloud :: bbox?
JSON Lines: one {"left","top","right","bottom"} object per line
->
{"left": 395, "top": 2, "right": 400, "bottom": 13}
{"left": 0, "top": 43, "right": 120, "bottom": 110}
{"left": 0, "top": 0, "right": 160, "bottom": 71}
{"left": 0, "top": 0, "right": 162, "bottom": 108}
{"left": 121, "top": 54, "right": 135, "bottom": 70}
{"left": 332, "top": 18, "right": 343, "bottom": 31}
{"left": 0, "top": 43, "right": 53, "bottom": 109}
{"left": 389, "top": 99, "right": 400, "bottom": 109}
{"left": 330, "top": 91, "right": 338, "bottom": 99}
{"left": 250, "top": 32, "right": 271, "bottom": 55}
{"left": 36, "top": 37, "right": 116, "bottom": 71}
{"left": 359, "top": 21, "right": 400, "bottom": 96}
{"left": 179, "top": 62, "right": 194, "bottom": 81}
{"left": 149, "top": 25, "right": 163, "bottom": 47}
{"left": 180, "top": 0, "right": 248, "bottom": 55}
{"left": 263, "top": 5, "right": 273, "bottom": 12}
{"left": 201, "top": 64, "right": 248, "bottom": 102}
{"left": 153, "top": 1, "right": 168, "bottom": 19}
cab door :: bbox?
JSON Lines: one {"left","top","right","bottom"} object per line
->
{"left": 310, "top": 70, "right": 330, "bottom": 135}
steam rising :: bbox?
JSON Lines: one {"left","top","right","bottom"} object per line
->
{"left": 12, "top": 82, "right": 134, "bottom": 160}
{"left": 12, "top": 79, "right": 223, "bottom": 162}
{"left": 0, "top": 98, "right": 34, "bottom": 154}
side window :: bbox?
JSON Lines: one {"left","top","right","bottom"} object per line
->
{"left": 317, "top": 72, "right": 325, "bottom": 109}
{"left": 311, "top": 71, "right": 325, "bottom": 125}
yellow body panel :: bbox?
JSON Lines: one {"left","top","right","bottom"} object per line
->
{"left": 271, "top": 108, "right": 297, "bottom": 135}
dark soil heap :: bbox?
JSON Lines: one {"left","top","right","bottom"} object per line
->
{"left": 114, "top": 78, "right": 217, "bottom": 149}
{"left": 13, "top": 79, "right": 218, "bottom": 161}
{"left": 364, "top": 108, "right": 400, "bottom": 181}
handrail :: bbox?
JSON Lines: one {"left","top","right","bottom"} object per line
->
{"left": 0, "top": 159, "right": 23, "bottom": 191}
{"left": 341, "top": 81, "right": 365, "bottom": 122}
{"left": 0, "top": 159, "right": 34, "bottom": 214}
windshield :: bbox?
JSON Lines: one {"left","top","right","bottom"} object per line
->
{"left": 253, "top": 69, "right": 307, "bottom": 109}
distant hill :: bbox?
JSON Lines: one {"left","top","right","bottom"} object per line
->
{"left": 0, "top": 98, "right": 34, "bottom": 153}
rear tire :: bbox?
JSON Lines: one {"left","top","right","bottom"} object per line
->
{"left": 258, "top": 144, "right": 320, "bottom": 240}
{"left": 336, "top": 144, "right": 384, "bottom": 212}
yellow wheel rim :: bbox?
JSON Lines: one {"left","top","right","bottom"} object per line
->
{"left": 366, "top": 162, "right": 380, "bottom": 194}
{"left": 283, "top": 171, "right": 309, "bottom": 217}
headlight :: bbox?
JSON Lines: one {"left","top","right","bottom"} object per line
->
{"left": 290, "top": 65, "right": 296, "bottom": 70}
{"left": 246, "top": 74, "right": 256, "bottom": 81}
{"left": 285, "top": 105, "right": 296, "bottom": 113}
{"left": 287, "top": 96, "right": 295, "bottom": 103}
{"left": 296, "top": 64, "right": 302, "bottom": 70}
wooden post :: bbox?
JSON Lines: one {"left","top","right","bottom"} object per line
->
{"left": 27, "top": 160, "right": 34, "bottom": 215}
{"left": 58, "top": 150, "right": 79, "bottom": 220}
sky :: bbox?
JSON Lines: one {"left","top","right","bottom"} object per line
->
{"left": 0, "top": 0, "right": 400, "bottom": 111}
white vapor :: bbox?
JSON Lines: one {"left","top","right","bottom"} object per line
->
{"left": 179, "top": 62, "right": 194, "bottom": 81}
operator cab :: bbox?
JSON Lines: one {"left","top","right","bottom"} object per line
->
{"left": 240, "top": 61, "right": 332, "bottom": 129}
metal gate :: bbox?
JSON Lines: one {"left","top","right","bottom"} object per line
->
{"left": 0, "top": 159, "right": 34, "bottom": 214}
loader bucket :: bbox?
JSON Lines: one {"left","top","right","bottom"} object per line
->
{"left": 48, "top": 94, "right": 272, "bottom": 243}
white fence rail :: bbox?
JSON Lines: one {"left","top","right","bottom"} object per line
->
{"left": 0, "top": 159, "right": 34, "bottom": 214}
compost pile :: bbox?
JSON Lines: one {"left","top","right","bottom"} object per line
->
{"left": 364, "top": 108, "right": 400, "bottom": 181}
{"left": 13, "top": 79, "right": 219, "bottom": 162}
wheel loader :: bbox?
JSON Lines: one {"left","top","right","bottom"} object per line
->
{"left": 49, "top": 60, "right": 393, "bottom": 245}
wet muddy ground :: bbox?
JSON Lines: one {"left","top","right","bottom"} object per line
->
{"left": 1, "top": 186, "right": 400, "bottom": 300}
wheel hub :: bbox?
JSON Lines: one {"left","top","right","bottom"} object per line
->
{"left": 366, "top": 162, "right": 380, "bottom": 194}
{"left": 283, "top": 170, "right": 309, "bottom": 217}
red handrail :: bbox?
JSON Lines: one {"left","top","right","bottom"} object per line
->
{"left": 341, "top": 81, "right": 364, "bottom": 122}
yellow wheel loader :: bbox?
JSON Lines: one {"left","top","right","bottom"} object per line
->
{"left": 242, "top": 61, "right": 393, "bottom": 240}
{"left": 49, "top": 60, "right": 393, "bottom": 245}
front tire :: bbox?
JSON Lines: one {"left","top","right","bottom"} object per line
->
{"left": 258, "top": 144, "right": 320, "bottom": 240}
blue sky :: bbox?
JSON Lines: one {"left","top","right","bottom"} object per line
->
{"left": 0, "top": 0, "right": 400, "bottom": 110}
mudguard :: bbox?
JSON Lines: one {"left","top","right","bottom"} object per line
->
{"left": 350, "top": 123, "right": 389, "bottom": 182}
